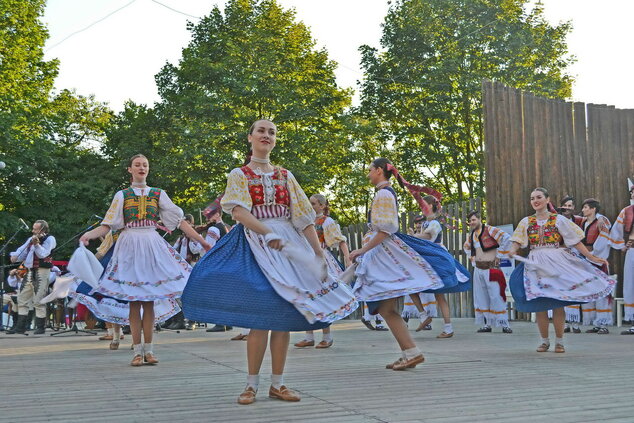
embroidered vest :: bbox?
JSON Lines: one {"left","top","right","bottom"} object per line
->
{"left": 624, "top": 205, "right": 634, "bottom": 237}
{"left": 122, "top": 187, "right": 161, "bottom": 224}
{"left": 470, "top": 225, "right": 500, "bottom": 256}
{"left": 31, "top": 234, "right": 53, "bottom": 269}
{"left": 527, "top": 213, "right": 562, "bottom": 248}
{"left": 315, "top": 215, "right": 327, "bottom": 245}
{"left": 581, "top": 218, "right": 601, "bottom": 247}
{"left": 240, "top": 166, "right": 290, "bottom": 207}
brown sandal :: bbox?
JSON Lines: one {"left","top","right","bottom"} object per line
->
{"left": 130, "top": 354, "right": 144, "bottom": 366}
{"left": 554, "top": 343, "right": 565, "bottom": 353}
{"left": 109, "top": 341, "right": 120, "bottom": 350}
{"left": 536, "top": 343, "right": 550, "bottom": 352}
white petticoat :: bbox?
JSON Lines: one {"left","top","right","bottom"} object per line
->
{"left": 95, "top": 227, "right": 191, "bottom": 301}
{"left": 245, "top": 218, "right": 357, "bottom": 323}
{"left": 353, "top": 232, "right": 444, "bottom": 302}
{"left": 523, "top": 247, "right": 615, "bottom": 302}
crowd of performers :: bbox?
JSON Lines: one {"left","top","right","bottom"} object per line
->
{"left": 3, "top": 118, "right": 634, "bottom": 405}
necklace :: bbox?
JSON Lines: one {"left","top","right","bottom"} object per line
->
{"left": 131, "top": 182, "right": 148, "bottom": 188}
{"left": 250, "top": 156, "right": 270, "bottom": 164}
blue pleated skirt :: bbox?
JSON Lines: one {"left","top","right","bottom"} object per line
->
{"left": 366, "top": 233, "right": 464, "bottom": 314}
{"left": 182, "top": 225, "right": 329, "bottom": 332}
{"left": 509, "top": 263, "right": 580, "bottom": 312}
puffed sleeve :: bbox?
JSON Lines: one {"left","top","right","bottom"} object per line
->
{"left": 206, "top": 226, "right": 221, "bottom": 248}
{"left": 221, "top": 168, "right": 253, "bottom": 215}
{"left": 287, "top": 171, "right": 316, "bottom": 231}
{"left": 370, "top": 189, "right": 399, "bottom": 234}
{"left": 158, "top": 189, "right": 185, "bottom": 231}
{"left": 591, "top": 215, "right": 612, "bottom": 259}
{"left": 490, "top": 226, "right": 512, "bottom": 257}
{"left": 323, "top": 217, "right": 346, "bottom": 248}
{"left": 101, "top": 191, "right": 125, "bottom": 231}
{"left": 423, "top": 220, "right": 442, "bottom": 241}
{"left": 556, "top": 215, "right": 584, "bottom": 247}
{"left": 510, "top": 217, "right": 530, "bottom": 249}
{"left": 609, "top": 208, "right": 627, "bottom": 250}
{"left": 463, "top": 237, "right": 472, "bottom": 256}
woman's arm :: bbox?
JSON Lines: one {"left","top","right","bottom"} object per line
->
{"left": 232, "top": 206, "right": 283, "bottom": 250}
{"left": 79, "top": 225, "right": 112, "bottom": 246}
{"left": 573, "top": 242, "right": 609, "bottom": 266}
{"left": 179, "top": 222, "right": 211, "bottom": 252}
{"left": 339, "top": 240, "right": 351, "bottom": 267}
{"left": 303, "top": 225, "right": 325, "bottom": 258}
{"left": 349, "top": 232, "right": 390, "bottom": 262}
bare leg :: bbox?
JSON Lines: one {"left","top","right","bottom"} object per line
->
{"left": 129, "top": 301, "right": 142, "bottom": 345}
{"left": 141, "top": 301, "right": 155, "bottom": 344}
{"left": 552, "top": 307, "right": 565, "bottom": 339}
{"left": 378, "top": 298, "right": 416, "bottom": 350}
{"left": 435, "top": 293, "right": 451, "bottom": 324}
{"left": 247, "top": 329, "right": 269, "bottom": 375}
{"left": 409, "top": 293, "right": 425, "bottom": 312}
{"left": 270, "top": 331, "right": 290, "bottom": 375}
{"left": 322, "top": 327, "right": 330, "bottom": 335}
{"left": 536, "top": 311, "right": 549, "bottom": 339}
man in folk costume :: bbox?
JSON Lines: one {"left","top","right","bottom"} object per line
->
{"left": 558, "top": 195, "right": 584, "bottom": 332}
{"left": 463, "top": 211, "right": 512, "bottom": 333}
{"left": 6, "top": 220, "right": 56, "bottom": 335}
{"left": 577, "top": 199, "right": 613, "bottom": 334}
{"left": 610, "top": 179, "right": 634, "bottom": 335}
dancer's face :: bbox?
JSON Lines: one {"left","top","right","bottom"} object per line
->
{"left": 128, "top": 157, "right": 149, "bottom": 182}
{"left": 310, "top": 197, "right": 326, "bottom": 214}
{"left": 248, "top": 120, "right": 276, "bottom": 156}
{"left": 468, "top": 215, "right": 481, "bottom": 230}
{"left": 630, "top": 188, "right": 634, "bottom": 201}
{"left": 367, "top": 165, "right": 384, "bottom": 186}
{"left": 581, "top": 204, "right": 596, "bottom": 218}
{"left": 530, "top": 190, "right": 548, "bottom": 212}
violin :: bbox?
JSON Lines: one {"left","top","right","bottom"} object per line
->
{"left": 17, "top": 264, "right": 28, "bottom": 278}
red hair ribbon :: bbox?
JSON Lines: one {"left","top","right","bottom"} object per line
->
{"left": 385, "top": 163, "right": 442, "bottom": 215}
{"left": 547, "top": 202, "right": 557, "bottom": 214}
{"left": 203, "top": 194, "right": 224, "bottom": 219}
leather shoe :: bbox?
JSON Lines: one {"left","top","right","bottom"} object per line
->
{"left": 294, "top": 339, "right": 315, "bottom": 348}
{"left": 130, "top": 354, "right": 144, "bottom": 366}
{"left": 231, "top": 334, "right": 248, "bottom": 341}
{"left": 416, "top": 317, "right": 433, "bottom": 332}
{"left": 536, "top": 343, "right": 550, "bottom": 352}
{"left": 99, "top": 334, "right": 114, "bottom": 341}
{"left": 206, "top": 325, "right": 232, "bottom": 332}
{"left": 144, "top": 352, "right": 159, "bottom": 365}
{"left": 361, "top": 319, "right": 375, "bottom": 330}
{"left": 476, "top": 327, "right": 492, "bottom": 333}
{"left": 386, "top": 357, "right": 418, "bottom": 370}
{"left": 437, "top": 331, "right": 454, "bottom": 338}
{"left": 375, "top": 325, "right": 389, "bottom": 331}
{"left": 269, "top": 385, "right": 301, "bottom": 402}
{"left": 393, "top": 354, "right": 424, "bottom": 370}
{"left": 109, "top": 341, "right": 120, "bottom": 350}
{"left": 315, "top": 340, "right": 333, "bottom": 349}
{"left": 238, "top": 387, "right": 257, "bottom": 405}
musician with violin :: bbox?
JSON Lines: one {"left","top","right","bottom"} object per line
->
{"left": 7, "top": 220, "right": 56, "bottom": 335}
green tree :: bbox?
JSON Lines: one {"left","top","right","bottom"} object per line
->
{"left": 104, "top": 0, "right": 353, "bottom": 211}
{"left": 359, "top": 0, "right": 574, "bottom": 203}
{"left": 0, "top": 0, "right": 115, "bottom": 257}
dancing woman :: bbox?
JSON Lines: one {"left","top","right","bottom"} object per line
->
{"left": 182, "top": 119, "right": 357, "bottom": 405}
{"left": 79, "top": 154, "right": 210, "bottom": 365}
{"left": 350, "top": 158, "right": 460, "bottom": 370}
{"left": 295, "top": 194, "right": 351, "bottom": 349}
{"left": 507, "top": 188, "right": 614, "bottom": 353}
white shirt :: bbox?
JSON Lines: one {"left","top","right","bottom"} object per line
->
{"left": 10, "top": 235, "right": 57, "bottom": 269}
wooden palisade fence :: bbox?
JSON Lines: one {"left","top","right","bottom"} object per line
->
{"left": 482, "top": 80, "right": 634, "bottom": 297}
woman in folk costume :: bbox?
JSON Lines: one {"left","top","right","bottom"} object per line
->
{"left": 609, "top": 181, "right": 634, "bottom": 335}
{"left": 558, "top": 195, "right": 583, "bottom": 332}
{"left": 79, "top": 154, "right": 211, "bottom": 365}
{"left": 404, "top": 216, "right": 438, "bottom": 331}
{"left": 295, "top": 194, "right": 351, "bottom": 349}
{"left": 576, "top": 198, "right": 613, "bottom": 334}
{"left": 350, "top": 158, "right": 461, "bottom": 371}
{"left": 412, "top": 195, "right": 471, "bottom": 338}
{"left": 507, "top": 188, "right": 614, "bottom": 353}
{"left": 181, "top": 120, "right": 357, "bottom": 405}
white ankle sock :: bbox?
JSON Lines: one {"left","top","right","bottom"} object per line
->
{"left": 443, "top": 323, "right": 453, "bottom": 333}
{"left": 305, "top": 333, "right": 315, "bottom": 341}
{"left": 322, "top": 333, "right": 332, "bottom": 342}
{"left": 246, "top": 374, "right": 259, "bottom": 390}
{"left": 404, "top": 347, "right": 421, "bottom": 360}
{"left": 144, "top": 343, "right": 153, "bottom": 354}
{"left": 133, "top": 343, "right": 143, "bottom": 356}
{"left": 555, "top": 337, "right": 564, "bottom": 345}
{"left": 107, "top": 327, "right": 113, "bottom": 336}
{"left": 541, "top": 338, "right": 550, "bottom": 345}
{"left": 271, "top": 374, "right": 284, "bottom": 389}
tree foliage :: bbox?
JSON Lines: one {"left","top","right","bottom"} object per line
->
{"left": 358, "top": 0, "right": 574, "bottom": 203}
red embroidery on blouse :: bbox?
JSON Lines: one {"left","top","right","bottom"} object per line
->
{"left": 240, "top": 166, "right": 290, "bottom": 207}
